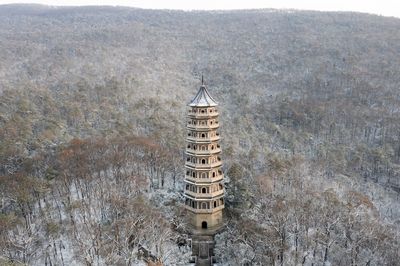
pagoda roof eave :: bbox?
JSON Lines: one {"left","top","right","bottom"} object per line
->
{"left": 188, "top": 85, "right": 218, "bottom": 107}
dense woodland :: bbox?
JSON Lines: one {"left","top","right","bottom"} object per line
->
{"left": 0, "top": 4, "right": 400, "bottom": 265}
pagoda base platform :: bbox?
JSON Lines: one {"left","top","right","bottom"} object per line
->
{"left": 188, "top": 209, "right": 223, "bottom": 230}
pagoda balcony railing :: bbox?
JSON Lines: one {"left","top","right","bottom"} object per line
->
{"left": 185, "top": 189, "right": 224, "bottom": 199}
{"left": 185, "top": 161, "right": 223, "bottom": 169}
{"left": 185, "top": 148, "right": 221, "bottom": 155}
{"left": 185, "top": 204, "right": 224, "bottom": 214}
{"left": 187, "top": 112, "right": 219, "bottom": 118}
{"left": 186, "top": 136, "right": 220, "bottom": 143}
{"left": 186, "top": 124, "right": 219, "bottom": 130}
{"left": 184, "top": 175, "right": 224, "bottom": 184}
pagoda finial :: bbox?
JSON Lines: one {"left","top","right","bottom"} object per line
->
{"left": 189, "top": 76, "right": 218, "bottom": 107}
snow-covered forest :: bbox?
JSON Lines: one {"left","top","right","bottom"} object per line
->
{"left": 0, "top": 4, "right": 399, "bottom": 265}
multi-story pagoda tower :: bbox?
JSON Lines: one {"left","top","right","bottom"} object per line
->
{"left": 184, "top": 79, "right": 224, "bottom": 229}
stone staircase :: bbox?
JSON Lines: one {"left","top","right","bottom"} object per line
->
{"left": 191, "top": 235, "right": 215, "bottom": 266}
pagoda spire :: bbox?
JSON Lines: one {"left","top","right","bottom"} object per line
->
{"left": 189, "top": 80, "right": 218, "bottom": 107}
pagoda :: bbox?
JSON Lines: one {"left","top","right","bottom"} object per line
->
{"left": 184, "top": 79, "right": 224, "bottom": 229}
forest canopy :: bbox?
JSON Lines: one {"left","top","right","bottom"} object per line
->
{"left": 0, "top": 4, "right": 399, "bottom": 265}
